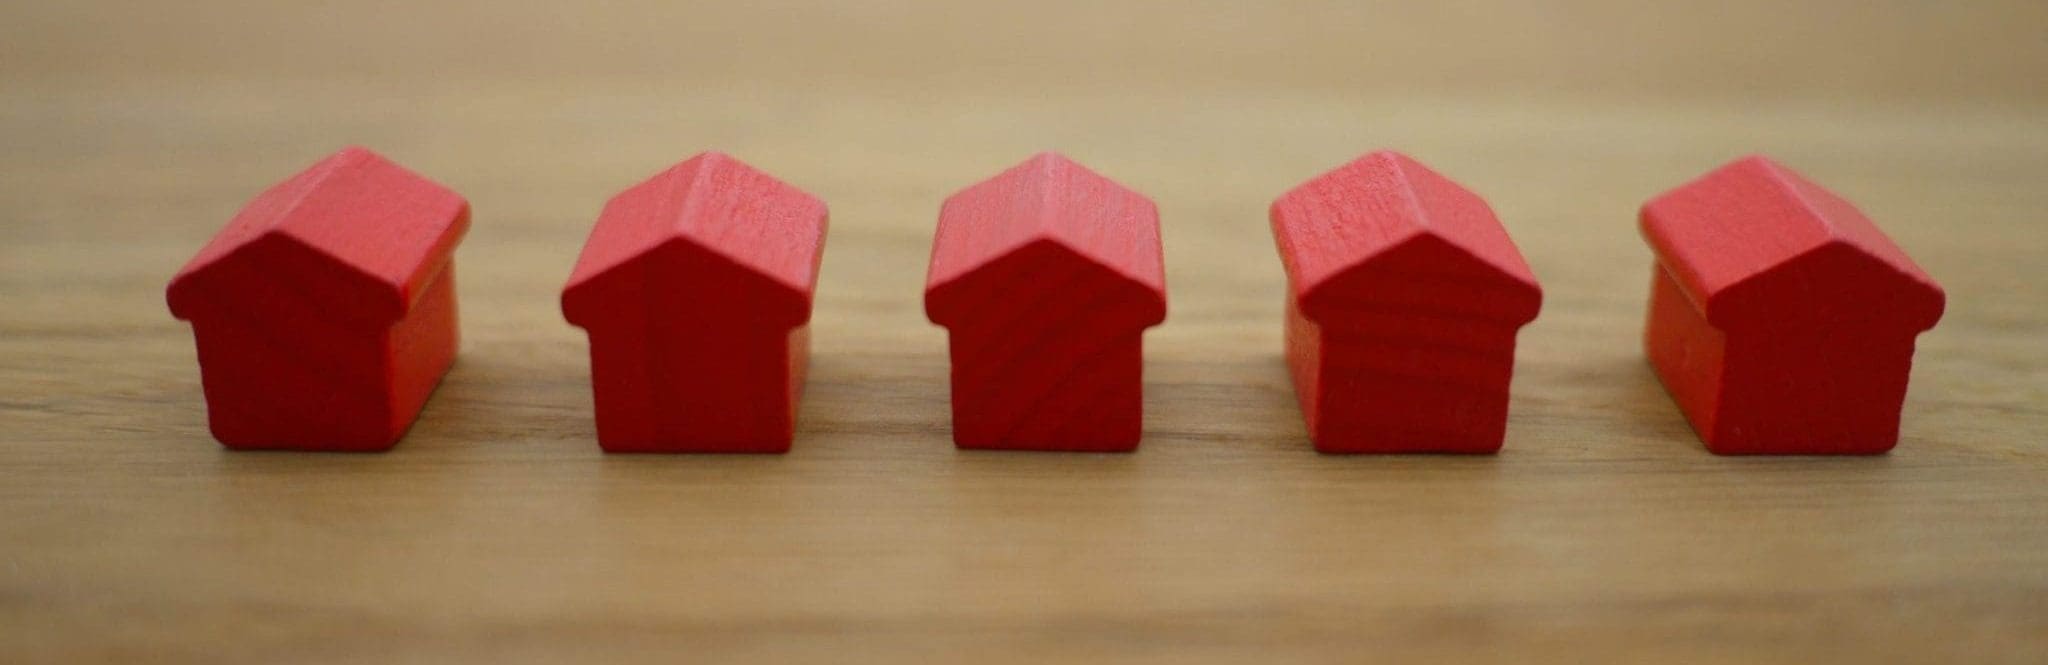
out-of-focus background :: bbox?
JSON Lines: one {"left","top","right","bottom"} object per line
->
{"left": 8, "top": 1, "right": 2047, "bottom": 99}
{"left": 4, "top": 2, "right": 2045, "bottom": 663}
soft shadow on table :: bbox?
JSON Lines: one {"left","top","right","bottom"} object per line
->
{"left": 410, "top": 345, "right": 597, "bottom": 452}
{"left": 789, "top": 349, "right": 952, "bottom": 452}
{"left": 1128, "top": 353, "right": 1311, "bottom": 456}
{"left": 1608, "top": 355, "right": 1708, "bottom": 454}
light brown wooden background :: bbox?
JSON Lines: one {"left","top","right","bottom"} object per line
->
{"left": 3, "top": 2, "right": 2045, "bottom": 663}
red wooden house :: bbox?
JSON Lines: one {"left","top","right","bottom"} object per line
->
{"left": 561, "top": 152, "right": 828, "bottom": 453}
{"left": 1641, "top": 155, "right": 1945, "bottom": 454}
{"left": 166, "top": 147, "right": 470, "bottom": 451}
{"left": 1269, "top": 151, "right": 1542, "bottom": 454}
{"left": 924, "top": 153, "right": 1167, "bottom": 452}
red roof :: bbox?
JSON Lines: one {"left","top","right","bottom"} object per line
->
{"left": 1640, "top": 155, "right": 1944, "bottom": 331}
{"left": 924, "top": 153, "right": 1166, "bottom": 326}
{"left": 166, "top": 147, "right": 469, "bottom": 324}
{"left": 561, "top": 152, "right": 827, "bottom": 327}
{"left": 1270, "top": 151, "right": 1540, "bottom": 324}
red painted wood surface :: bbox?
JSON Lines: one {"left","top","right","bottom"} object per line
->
{"left": 1640, "top": 155, "right": 1945, "bottom": 454}
{"left": 925, "top": 153, "right": 1166, "bottom": 452}
{"left": 561, "top": 152, "right": 827, "bottom": 453}
{"left": 166, "top": 147, "right": 470, "bottom": 451}
{"left": 1269, "top": 151, "right": 1542, "bottom": 454}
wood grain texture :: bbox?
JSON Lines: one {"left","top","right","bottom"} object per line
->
{"left": 1641, "top": 156, "right": 1946, "bottom": 455}
{"left": 2, "top": 2, "right": 2046, "bottom": 663}
{"left": 1271, "top": 151, "right": 1542, "bottom": 453}
{"left": 562, "top": 152, "right": 827, "bottom": 453}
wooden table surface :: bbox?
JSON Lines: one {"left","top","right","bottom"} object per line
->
{"left": 4, "top": 2, "right": 2045, "bottom": 663}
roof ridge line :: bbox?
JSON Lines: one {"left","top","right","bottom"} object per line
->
{"left": 671, "top": 151, "right": 727, "bottom": 239}
{"left": 1386, "top": 152, "right": 1438, "bottom": 237}
{"left": 268, "top": 148, "right": 366, "bottom": 241}
{"left": 1303, "top": 152, "right": 1437, "bottom": 293}
{"left": 258, "top": 149, "right": 416, "bottom": 319}
{"left": 1755, "top": 157, "right": 1844, "bottom": 240}
{"left": 1754, "top": 157, "right": 1931, "bottom": 287}
{"left": 1034, "top": 152, "right": 1065, "bottom": 243}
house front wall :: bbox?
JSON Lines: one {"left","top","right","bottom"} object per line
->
{"left": 1712, "top": 328, "right": 1920, "bottom": 455}
{"left": 585, "top": 324, "right": 802, "bottom": 453}
{"left": 947, "top": 331, "right": 1144, "bottom": 451}
{"left": 181, "top": 266, "right": 397, "bottom": 450}
{"left": 1306, "top": 311, "right": 1522, "bottom": 453}
{"left": 579, "top": 247, "right": 806, "bottom": 453}
{"left": 187, "top": 258, "right": 459, "bottom": 451}
{"left": 1647, "top": 262, "right": 1923, "bottom": 454}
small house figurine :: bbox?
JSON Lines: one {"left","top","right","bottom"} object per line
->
{"left": 1269, "top": 151, "right": 1542, "bottom": 453}
{"left": 166, "top": 147, "right": 470, "bottom": 451}
{"left": 1640, "top": 155, "right": 1945, "bottom": 454}
{"left": 561, "top": 152, "right": 828, "bottom": 453}
{"left": 924, "top": 153, "right": 1167, "bottom": 452}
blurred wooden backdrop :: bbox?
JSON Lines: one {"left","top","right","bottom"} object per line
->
{"left": 3, "top": 2, "right": 2045, "bottom": 663}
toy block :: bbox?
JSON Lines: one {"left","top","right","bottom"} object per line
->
{"left": 166, "top": 147, "right": 469, "bottom": 451}
{"left": 1269, "top": 151, "right": 1542, "bottom": 454}
{"left": 1640, "top": 155, "right": 1945, "bottom": 455}
{"left": 924, "top": 153, "right": 1166, "bottom": 452}
{"left": 561, "top": 152, "right": 827, "bottom": 453}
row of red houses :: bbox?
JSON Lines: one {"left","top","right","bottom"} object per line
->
{"left": 166, "top": 148, "right": 1944, "bottom": 456}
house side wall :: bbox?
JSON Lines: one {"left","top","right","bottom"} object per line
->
{"left": 1645, "top": 265, "right": 1727, "bottom": 444}
{"left": 786, "top": 323, "right": 811, "bottom": 419}
{"left": 1283, "top": 295, "right": 1323, "bottom": 437}
{"left": 385, "top": 261, "right": 461, "bottom": 437}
